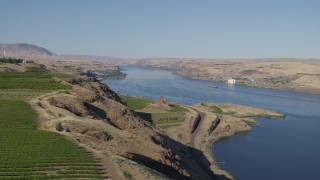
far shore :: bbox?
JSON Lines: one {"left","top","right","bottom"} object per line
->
{"left": 177, "top": 73, "right": 320, "bottom": 95}
{"left": 130, "top": 59, "right": 320, "bottom": 95}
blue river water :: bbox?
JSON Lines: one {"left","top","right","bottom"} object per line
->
{"left": 104, "top": 66, "right": 320, "bottom": 180}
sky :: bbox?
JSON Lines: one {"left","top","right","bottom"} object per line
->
{"left": 0, "top": 0, "right": 319, "bottom": 58}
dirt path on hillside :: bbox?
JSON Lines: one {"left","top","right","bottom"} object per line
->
{"left": 187, "top": 107, "right": 217, "bottom": 179}
{"left": 30, "top": 92, "right": 124, "bottom": 180}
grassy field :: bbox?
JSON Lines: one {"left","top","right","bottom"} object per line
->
{"left": 0, "top": 72, "right": 73, "bottom": 101}
{"left": 0, "top": 100, "right": 103, "bottom": 179}
{"left": 0, "top": 70, "right": 103, "bottom": 179}
{"left": 156, "top": 123, "right": 182, "bottom": 129}
{"left": 0, "top": 100, "right": 36, "bottom": 129}
{"left": 168, "top": 104, "right": 189, "bottom": 113}
{"left": 0, "top": 72, "right": 72, "bottom": 90}
{"left": 119, "top": 95, "right": 153, "bottom": 109}
{"left": 120, "top": 95, "right": 189, "bottom": 129}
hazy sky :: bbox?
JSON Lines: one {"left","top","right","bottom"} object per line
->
{"left": 1, "top": 0, "right": 319, "bottom": 58}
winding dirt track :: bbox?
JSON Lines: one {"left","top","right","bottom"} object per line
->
{"left": 188, "top": 107, "right": 217, "bottom": 180}
{"left": 31, "top": 92, "right": 122, "bottom": 180}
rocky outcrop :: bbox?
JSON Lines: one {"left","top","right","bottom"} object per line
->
{"left": 208, "top": 116, "right": 221, "bottom": 135}
{"left": 68, "top": 77, "right": 126, "bottom": 105}
{"left": 145, "top": 96, "right": 171, "bottom": 111}
{"left": 210, "top": 115, "right": 250, "bottom": 142}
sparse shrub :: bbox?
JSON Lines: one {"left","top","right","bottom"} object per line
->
{"left": 211, "top": 105, "right": 223, "bottom": 113}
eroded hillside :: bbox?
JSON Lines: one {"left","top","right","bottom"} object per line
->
{"left": 31, "top": 77, "right": 219, "bottom": 180}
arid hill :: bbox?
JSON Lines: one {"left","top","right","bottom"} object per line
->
{"left": 31, "top": 77, "right": 222, "bottom": 179}
{"left": 0, "top": 43, "right": 53, "bottom": 57}
{"left": 0, "top": 43, "right": 131, "bottom": 64}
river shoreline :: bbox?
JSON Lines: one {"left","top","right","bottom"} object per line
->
{"left": 128, "top": 64, "right": 320, "bottom": 95}
{"left": 183, "top": 103, "right": 284, "bottom": 179}
{"left": 176, "top": 73, "right": 320, "bottom": 96}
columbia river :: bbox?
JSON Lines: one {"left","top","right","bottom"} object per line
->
{"left": 105, "top": 66, "right": 320, "bottom": 180}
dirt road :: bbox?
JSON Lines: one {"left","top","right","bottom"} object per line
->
{"left": 188, "top": 107, "right": 217, "bottom": 179}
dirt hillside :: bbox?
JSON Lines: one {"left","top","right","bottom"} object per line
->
{"left": 31, "top": 77, "right": 218, "bottom": 180}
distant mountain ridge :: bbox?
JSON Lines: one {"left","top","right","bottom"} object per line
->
{"left": 0, "top": 43, "right": 133, "bottom": 62}
{"left": 0, "top": 43, "right": 53, "bottom": 57}
{"left": 63, "top": 54, "right": 134, "bottom": 62}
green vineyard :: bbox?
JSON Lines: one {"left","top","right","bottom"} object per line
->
{"left": 0, "top": 72, "right": 71, "bottom": 90}
{"left": 0, "top": 100, "right": 103, "bottom": 179}
{"left": 0, "top": 71, "right": 104, "bottom": 179}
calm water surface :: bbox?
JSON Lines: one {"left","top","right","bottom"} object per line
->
{"left": 105, "top": 66, "right": 320, "bottom": 180}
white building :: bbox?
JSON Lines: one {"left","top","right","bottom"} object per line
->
{"left": 227, "top": 78, "right": 236, "bottom": 84}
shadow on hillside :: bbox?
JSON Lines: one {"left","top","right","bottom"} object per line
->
{"left": 84, "top": 102, "right": 121, "bottom": 129}
{"left": 158, "top": 133, "right": 230, "bottom": 180}
{"left": 131, "top": 109, "right": 230, "bottom": 179}
{"left": 135, "top": 112, "right": 153, "bottom": 123}
{"left": 127, "top": 153, "right": 191, "bottom": 180}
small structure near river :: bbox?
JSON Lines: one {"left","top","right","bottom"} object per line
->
{"left": 227, "top": 78, "right": 236, "bottom": 84}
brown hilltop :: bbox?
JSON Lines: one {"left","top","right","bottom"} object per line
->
{"left": 145, "top": 96, "right": 171, "bottom": 111}
{"left": 0, "top": 43, "right": 53, "bottom": 57}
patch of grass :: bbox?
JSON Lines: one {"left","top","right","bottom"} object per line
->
{"left": 140, "top": 112, "right": 186, "bottom": 129}
{"left": 25, "top": 66, "right": 48, "bottom": 73}
{"left": 168, "top": 104, "right": 189, "bottom": 112}
{"left": 0, "top": 100, "right": 36, "bottom": 129}
{"left": 242, "top": 118, "right": 258, "bottom": 125}
{"left": 200, "top": 103, "right": 207, "bottom": 106}
{"left": 210, "top": 105, "right": 223, "bottom": 113}
{"left": 0, "top": 72, "right": 71, "bottom": 90}
{"left": 151, "top": 112, "right": 185, "bottom": 121}
{"left": 121, "top": 95, "right": 189, "bottom": 129}
{"left": 120, "top": 95, "right": 153, "bottom": 109}
{"left": 0, "top": 72, "right": 51, "bottom": 78}
{"left": 154, "top": 119, "right": 185, "bottom": 124}
{"left": 156, "top": 123, "right": 181, "bottom": 129}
